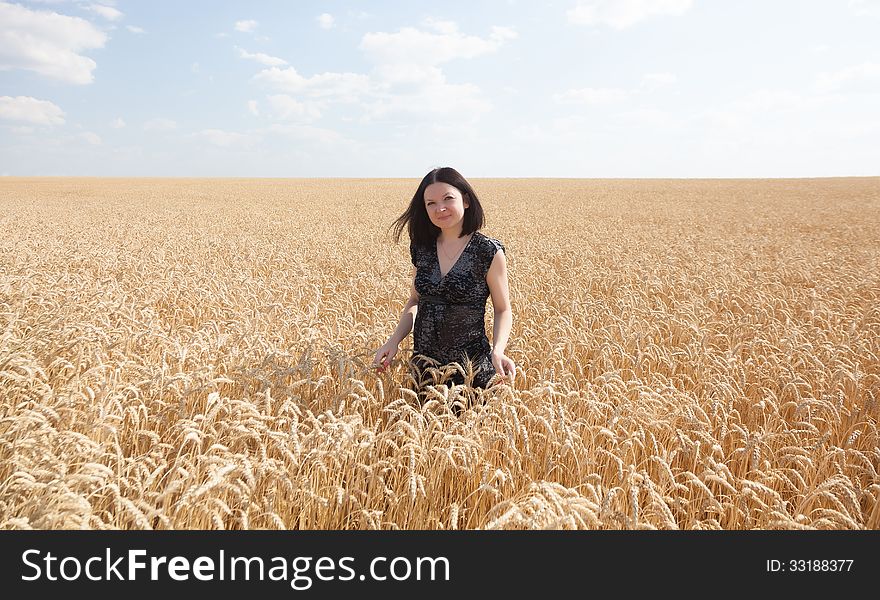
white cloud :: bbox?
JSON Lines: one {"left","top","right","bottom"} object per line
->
{"left": 236, "top": 46, "right": 287, "bottom": 67}
{"left": 143, "top": 118, "right": 177, "bottom": 131}
{"left": 489, "top": 25, "right": 518, "bottom": 42}
{"left": 254, "top": 67, "right": 372, "bottom": 100}
{"left": 422, "top": 17, "right": 458, "bottom": 35}
{"left": 85, "top": 3, "right": 123, "bottom": 21}
{"left": 317, "top": 13, "right": 335, "bottom": 29}
{"left": 80, "top": 131, "right": 101, "bottom": 145}
{"left": 372, "top": 63, "right": 446, "bottom": 85}
{"left": 252, "top": 21, "right": 512, "bottom": 124}
{"left": 0, "top": 95, "right": 65, "bottom": 124}
{"left": 255, "top": 65, "right": 493, "bottom": 122}
{"left": 815, "top": 62, "right": 880, "bottom": 92}
{"left": 0, "top": 1, "right": 107, "bottom": 84}
{"left": 235, "top": 19, "right": 257, "bottom": 33}
{"left": 126, "top": 25, "right": 145, "bottom": 34}
{"left": 266, "top": 94, "right": 322, "bottom": 121}
{"left": 110, "top": 116, "right": 125, "bottom": 128}
{"left": 359, "top": 19, "right": 517, "bottom": 66}
{"left": 848, "top": 0, "right": 880, "bottom": 17}
{"left": 247, "top": 100, "right": 259, "bottom": 116}
{"left": 567, "top": 0, "right": 693, "bottom": 29}
{"left": 554, "top": 87, "right": 629, "bottom": 104}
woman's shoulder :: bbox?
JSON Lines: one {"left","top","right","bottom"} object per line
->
{"left": 474, "top": 231, "right": 506, "bottom": 254}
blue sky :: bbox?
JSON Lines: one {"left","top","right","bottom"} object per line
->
{"left": 1, "top": 0, "right": 879, "bottom": 177}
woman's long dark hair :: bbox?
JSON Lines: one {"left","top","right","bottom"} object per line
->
{"left": 390, "top": 167, "right": 485, "bottom": 247}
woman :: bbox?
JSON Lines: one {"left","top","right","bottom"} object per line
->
{"left": 374, "top": 167, "right": 515, "bottom": 404}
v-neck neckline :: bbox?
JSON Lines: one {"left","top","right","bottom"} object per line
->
{"left": 435, "top": 232, "right": 476, "bottom": 280}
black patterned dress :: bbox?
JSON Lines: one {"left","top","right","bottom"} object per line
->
{"left": 409, "top": 231, "right": 506, "bottom": 391}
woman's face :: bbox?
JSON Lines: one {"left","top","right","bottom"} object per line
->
{"left": 424, "top": 182, "right": 469, "bottom": 230}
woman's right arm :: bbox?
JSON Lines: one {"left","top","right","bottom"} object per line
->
{"left": 374, "top": 269, "right": 419, "bottom": 369}
{"left": 387, "top": 267, "right": 419, "bottom": 346}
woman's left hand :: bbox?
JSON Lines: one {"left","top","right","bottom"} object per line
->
{"left": 491, "top": 350, "right": 516, "bottom": 382}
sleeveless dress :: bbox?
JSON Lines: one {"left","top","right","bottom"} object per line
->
{"left": 409, "top": 231, "right": 507, "bottom": 391}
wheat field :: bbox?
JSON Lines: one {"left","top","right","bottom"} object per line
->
{"left": 1, "top": 177, "right": 878, "bottom": 530}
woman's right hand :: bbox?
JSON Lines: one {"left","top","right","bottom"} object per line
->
{"left": 372, "top": 341, "right": 399, "bottom": 373}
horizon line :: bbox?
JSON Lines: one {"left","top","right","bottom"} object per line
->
{"left": 2, "top": 175, "right": 879, "bottom": 180}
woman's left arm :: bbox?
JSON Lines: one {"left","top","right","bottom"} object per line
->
{"left": 487, "top": 250, "right": 515, "bottom": 378}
